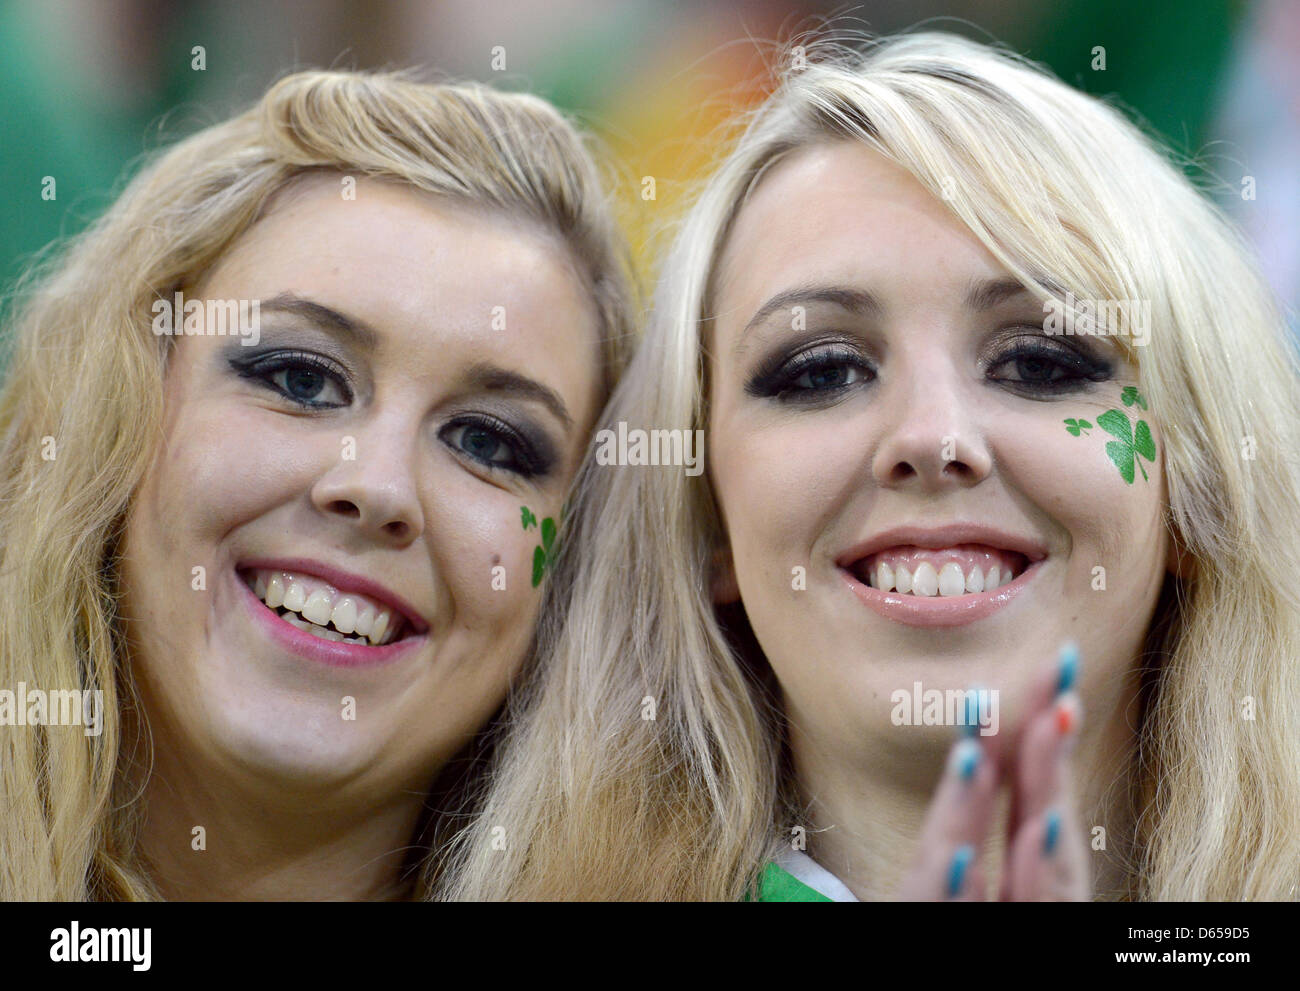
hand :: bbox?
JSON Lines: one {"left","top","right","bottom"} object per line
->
{"left": 896, "top": 642, "right": 1091, "bottom": 901}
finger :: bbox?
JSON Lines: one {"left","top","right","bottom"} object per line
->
{"left": 897, "top": 728, "right": 999, "bottom": 900}
{"left": 1003, "top": 642, "right": 1080, "bottom": 833}
{"left": 999, "top": 692, "right": 1082, "bottom": 899}
{"left": 1005, "top": 802, "right": 1091, "bottom": 901}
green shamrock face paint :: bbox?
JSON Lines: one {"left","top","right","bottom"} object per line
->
{"left": 1064, "top": 387, "right": 1156, "bottom": 485}
{"left": 521, "top": 505, "right": 558, "bottom": 587}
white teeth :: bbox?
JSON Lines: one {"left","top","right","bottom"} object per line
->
{"left": 246, "top": 568, "right": 404, "bottom": 646}
{"left": 353, "top": 601, "right": 375, "bottom": 638}
{"left": 911, "top": 561, "right": 939, "bottom": 597}
{"left": 875, "top": 561, "right": 894, "bottom": 592}
{"left": 862, "top": 558, "right": 1022, "bottom": 596}
{"left": 938, "top": 562, "right": 966, "bottom": 596}
{"left": 282, "top": 579, "right": 307, "bottom": 613}
{"left": 368, "top": 611, "right": 390, "bottom": 646}
{"left": 302, "top": 588, "right": 333, "bottom": 627}
{"left": 331, "top": 596, "right": 358, "bottom": 635}
{"left": 265, "top": 573, "right": 285, "bottom": 609}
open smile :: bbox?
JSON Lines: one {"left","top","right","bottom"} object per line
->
{"left": 235, "top": 560, "right": 428, "bottom": 667}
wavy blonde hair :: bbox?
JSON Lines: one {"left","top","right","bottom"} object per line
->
{"left": 0, "top": 69, "right": 636, "bottom": 900}
{"left": 444, "top": 32, "right": 1300, "bottom": 900}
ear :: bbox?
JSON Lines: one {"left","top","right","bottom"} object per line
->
{"left": 709, "top": 544, "right": 741, "bottom": 605}
{"left": 1165, "top": 526, "right": 1195, "bottom": 580}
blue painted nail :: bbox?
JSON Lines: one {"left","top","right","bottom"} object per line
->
{"left": 950, "top": 738, "right": 981, "bottom": 782}
{"left": 947, "top": 845, "right": 974, "bottom": 897}
{"left": 1044, "top": 809, "right": 1062, "bottom": 856}
{"left": 1056, "top": 642, "right": 1079, "bottom": 696}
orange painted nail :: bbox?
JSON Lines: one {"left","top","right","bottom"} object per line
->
{"left": 1055, "top": 696, "right": 1077, "bottom": 735}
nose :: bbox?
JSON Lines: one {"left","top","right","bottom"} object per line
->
{"left": 310, "top": 418, "right": 425, "bottom": 545}
{"left": 871, "top": 353, "right": 992, "bottom": 490}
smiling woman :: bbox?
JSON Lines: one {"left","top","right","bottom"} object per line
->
{"left": 442, "top": 33, "right": 1300, "bottom": 901}
{"left": 0, "top": 70, "right": 634, "bottom": 900}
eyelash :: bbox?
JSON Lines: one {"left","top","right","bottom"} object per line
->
{"left": 231, "top": 350, "right": 353, "bottom": 409}
{"left": 745, "top": 338, "right": 1111, "bottom": 402}
{"left": 229, "top": 351, "right": 549, "bottom": 479}
{"left": 439, "top": 415, "right": 549, "bottom": 479}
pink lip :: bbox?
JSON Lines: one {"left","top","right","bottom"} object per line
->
{"left": 237, "top": 570, "right": 426, "bottom": 668}
{"left": 238, "top": 556, "right": 430, "bottom": 635}
{"left": 840, "top": 558, "right": 1043, "bottom": 628}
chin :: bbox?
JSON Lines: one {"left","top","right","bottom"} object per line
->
{"left": 203, "top": 699, "right": 383, "bottom": 789}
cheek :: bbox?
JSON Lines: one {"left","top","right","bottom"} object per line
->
{"left": 1000, "top": 404, "right": 1167, "bottom": 590}
{"left": 425, "top": 478, "right": 558, "bottom": 639}
{"left": 712, "top": 411, "right": 857, "bottom": 585}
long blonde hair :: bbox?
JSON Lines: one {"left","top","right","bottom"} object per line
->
{"left": 445, "top": 32, "right": 1300, "bottom": 900}
{"left": 0, "top": 69, "right": 636, "bottom": 900}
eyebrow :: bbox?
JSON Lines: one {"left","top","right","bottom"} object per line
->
{"left": 259, "top": 293, "right": 574, "bottom": 429}
{"left": 739, "top": 277, "right": 1042, "bottom": 347}
{"left": 964, "top": 277, "right": 1034, "bottom": 311}
{"left": 740, "top": 285, "right": 882, "bottom": 342}
{"left": 463, "top": 362, "right": 574, "bottom": 431}
{"left": 259, "top": 292, "right": 380, "bottom": 351}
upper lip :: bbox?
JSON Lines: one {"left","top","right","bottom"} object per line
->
{"left": 238, "top": 556, "right": 430, "bottom": 636}
{"left": 836, "top": 522, "right": 1049, "bottom": 569}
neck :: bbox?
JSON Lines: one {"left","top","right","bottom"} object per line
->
{"left": 124, "top": 720, "right": 431, "bottom": 901}
{"left": 788, "top": 672, "right": 1142, "bottom": 901}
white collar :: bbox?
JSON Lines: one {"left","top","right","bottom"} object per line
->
{"left": 776, "top": 848, "right": 860, "bottom": 902}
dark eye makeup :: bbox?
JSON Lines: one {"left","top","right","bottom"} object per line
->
{"left": 226, "top": 348, "right": 555, "bottom": 479}
{"left": 438, "top": 414, "right": 553, "bottom": 478}
{"left": 744, "top": 331, "right": 1114, "bottom": 403}
{"left": 229, "top": 349, "right": 353, "bottom": 408}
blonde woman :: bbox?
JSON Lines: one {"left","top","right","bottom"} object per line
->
{"left": 445, "top": 33, "right": 1300, "bottom": 900}
{"left": 0, "top": 69, "right": 634, "bottom": 899}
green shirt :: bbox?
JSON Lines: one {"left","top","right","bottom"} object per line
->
{"left": 751, "top": 861, "right": 833, "bottom": 902}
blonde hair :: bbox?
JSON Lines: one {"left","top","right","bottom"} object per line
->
{"left": 0, "top": 69, "right": 636, "bottom": 900}
{"left": 445, "top": 32, "right": 1300, "bottom": 900}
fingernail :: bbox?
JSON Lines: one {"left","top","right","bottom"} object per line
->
{"left": 949, "top": 738, "right": 981, "bottom": 782}
{"left": 1056, "top": 641, "right": 1079, "bottom": 696}
{"left": 1043, "top": 808, "right": 1062, "bottom": 856}
{"left": 947, "top": 845, "right": 974, "bottom": 897}
{"left": 1055, "top": 694, "right": 1079, "bottom": 736}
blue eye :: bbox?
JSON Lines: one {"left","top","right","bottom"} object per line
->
{"left": 231, "top": 350, "right": 352, "bottom": 409}
{"left": 985, "top": 342, "right": 1112, "bottom": 394}
{"left": 441, "top": 416, "right": 548, "bottom": 478}
{"left": 746, "top": 343, "right": 874, "bottom": 402}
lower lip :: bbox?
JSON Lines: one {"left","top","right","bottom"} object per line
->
{"left": 840, "top": 559, "right": 1044, "bottom": 628}
{"left": 237, "top": 571, "right": 425, "bottom": 668}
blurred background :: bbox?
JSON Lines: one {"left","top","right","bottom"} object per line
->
{"left": 1, "top": 0, "right": 1295, "bottom": 336}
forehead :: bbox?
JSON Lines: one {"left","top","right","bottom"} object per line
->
{"left": 712, "top": 141, "right": 1011, "bottom": 328}
{"left": 211, "top": 173, "right": 591, "bottom": 330}
{"left": 196, "top": 173, "right": 604, "bottom": 411}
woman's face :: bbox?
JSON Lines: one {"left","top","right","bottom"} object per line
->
{"left": 121, "top": 174, "right": 602, "bottom": 799}
{"left": 707, "top": 142, "right": 1174, "bottom": 764}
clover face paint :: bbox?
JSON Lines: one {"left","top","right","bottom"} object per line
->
{"left": 521, "top": 505, "right": 559, "bottom": 586}
{"left": 1065, "top": 387, "right": 1156, "bottom": 484}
